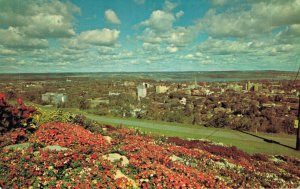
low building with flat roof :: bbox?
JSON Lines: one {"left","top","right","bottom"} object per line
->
{"left": 42, "top": 92, "right": 67, "bottom": 105}
{"left": 156, "top": 85, "right": 169, "bottom": 94}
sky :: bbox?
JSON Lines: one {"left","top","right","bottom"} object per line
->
{"left": 0, "top": 0, "right": 300, "bottom": 73}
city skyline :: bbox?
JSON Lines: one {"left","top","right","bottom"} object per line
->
{"left": 0, "top": 0, "right": 300, "bottom": 73}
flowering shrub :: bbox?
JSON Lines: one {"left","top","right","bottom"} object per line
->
{"left": 32, "top": 108, "right": 73, "bottom": 125}
{"left": 29, "top": 122, "right": 109, "bottom": 152}
{"left": 0, "top": 147, "right": 121, "bottom": 188}
{"left": 0, "top": 128, "right": 28, "bottom": 147}
{"left": 0, "top": 93, "right": 36, "bottom": 134}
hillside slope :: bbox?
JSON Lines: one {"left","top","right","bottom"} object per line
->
{"left": 1, "top": 121, "right": 300, "bottom": 188}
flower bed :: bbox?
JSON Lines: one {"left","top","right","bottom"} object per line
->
{"left": 29, "top": 122, "right": 109, "bottom": 152}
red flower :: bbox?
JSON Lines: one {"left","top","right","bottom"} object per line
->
{"left": 72, "top": 154, "right": 78, "bottom": 160}
{"left": 17, "top": 98, "right": 23, "bottom": 105}
{"left": 22, "top": 111, "right": 30, "bottom": 119}
{"left": 0, "top": 93, "right": 6, "bottom": 101}
{"left": 11, "top": 108, "right": 19, "bottom": 116}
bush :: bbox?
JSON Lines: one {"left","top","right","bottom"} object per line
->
{"left": 32, "top": 108, "right": 73, "bottom": 126}
{"left": 72, "top": 114, "right": 104, "bottom": 134}
{"left": 0, "top": 93, "right": 36, "bottom": 134}
{"left": 206, "top": 112, "right": 229, "bottom": 128}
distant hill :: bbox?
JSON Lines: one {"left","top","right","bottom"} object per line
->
{"left": 0, "top": 70, "right": 298, "bottom": 82}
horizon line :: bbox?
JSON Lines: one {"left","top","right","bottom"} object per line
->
{"left": 0, "top": 70, "right": 298, "bottom": 74}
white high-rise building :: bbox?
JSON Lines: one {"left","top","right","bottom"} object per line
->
{"left": 137, "top": 84, "right": 147, "bottom": 100}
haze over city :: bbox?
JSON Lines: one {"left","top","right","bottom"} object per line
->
{"left": 0, "top": 0, "right": 300, "bottom": 73}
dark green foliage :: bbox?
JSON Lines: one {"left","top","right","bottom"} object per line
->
{"left": 0, "top": 93, "right": 36, "bottom": 134}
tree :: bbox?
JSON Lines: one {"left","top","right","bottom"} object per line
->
{"left": 206, "top": 112, "right": 229, "bottom": 128}
{"left": 79, "top": 99, "right": 90, "bottom": 110}
{"left": 282, "top": 117, "right": 296, "bottom": 134}
{"left": 163, "top": 110, "right": 184, "bottom": 123}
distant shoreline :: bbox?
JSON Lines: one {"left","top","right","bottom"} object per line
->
{"left": 0, "top": 70, "right": 298, "bottom": 82}
{"left": 0, "top": 70, "right": 297, "bottom": 74}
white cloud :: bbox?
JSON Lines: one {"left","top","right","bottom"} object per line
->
{"left": 142, "top": 42, "right": 162, "bottom": 51}
{"left": 197, "top": 38, "right": 250, "bottom": 55}
{"left": 140, "top": 10, "right": 175, "bottom": 32}
{"left": 185, "top": 54, "right": 194, "bottom": 59}
{"left": 139, "top": 25, "right": 199, "bottom": 47}
{"left": 22, "top": 14, "right": 76, "bottom": 38}
{"left": 167, "top": 26, "right": 199, "bottom": 46}
{"left": 166, "top": 46, "right": 178, "bottom": 53}
{"left": 0, "top": 45, "right": 17, "bottom": 55}
{"left": 211, "top": 0, "right": 228, "bottom": 6}
{"left": 176, "top": 11, "right": 184, "bottom": 18}
{"left": 105, "top": 9, "right": 121, "bottom": 25}
{"left": 163, "top": 1, "right": 178, "bottom": 12}
{"left": 280, "top": 24, "right": 300, "bottom": 37}
{"left": 0, "top": 0, "right": 79, "bottom": 39}
{"left": 0, "top": 27, "right": 48, "bottom": 49}
{"left": 138, "top": 9, "right": 200, "bottom": 48}
{"left": 179, "top": 51, "right": 213, "bottom": 65}
{"left": 77, "top": 29, "right": 120, "bottom": 46}
{"left": 199, "top": 0, "right": 300, "bottom": 38}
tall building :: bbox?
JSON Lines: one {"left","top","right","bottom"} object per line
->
{"left": 137, "top": 84, "right": 147, "bottom": 100}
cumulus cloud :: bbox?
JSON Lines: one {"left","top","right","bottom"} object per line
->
{"left": 166, "top": 46, "right": 178, "bottom": 53}
{"left": 163, "top": 1, "right": 178, "bottom": 12}
{"left": 211, "top": 0, "right": 229, "bottom": 6}
{"left": 22, "top": 14, "right": 76, "bottom": 38}
{"left": 176, "top": 11, "right": 184, "bottom": 18}
{"left": 0, "top": 0, "right": 79, "bottom": 65}
{"left": 279, "top": 24, "right": 300, "bottom": 37}
{"left": 142, "top": 42, "right": 162, "bottom": 51}
{"left": 140, "top": 10, "right": 175, "bottom": 32}
{"left": 77, "top": 29, "right": 120, "bottom": 46}
{"left": 105, "top": 9, "right": 121, "bottom": 24}
{"left": 59, "top": 29, "right": 121, "bottom": 49}
{"left": 197, "top": 38, "right": 250, "bottom": 55}
{"left": 138, "top": 24, "right": 199, "bottom": 47}
{"left": 0, "top": 0, "right": 79, "bottom": 39}
{"left": 0, "top": 27, "right": 48, "bottom": 49}
{"left": 194, "top": 0, "right": 300, "bottom": 70}
{"left": 197, "top": 37, "right": 295, "bottom": 57}
{"left": 178, "top": 51, "right": 213, "bottom": 65}
{"left": 138, "top": 8, "right": 200, "bottom": 49}
{"left": 199, "top": 0, "right": 300, "bottom": 38}
{"left": 166, "top": 26, "right": 199, "bottom": 46}
{"left": 0, "top": 45, "right": 17, "bottom": 55}
{"left": 192, "top": 35, "right": 299, "bottom": 70}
